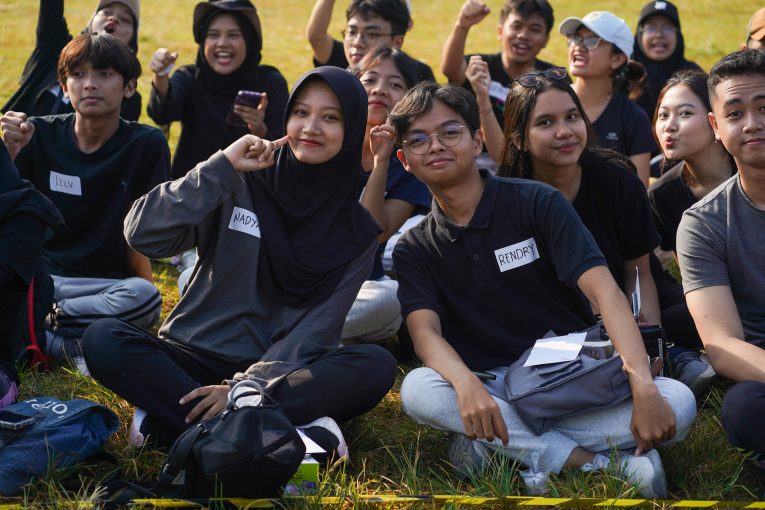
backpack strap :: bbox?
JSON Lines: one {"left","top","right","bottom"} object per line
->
{"left": 25, "top": 277, "right": 51, "bottom": 370}
{"left": 155, "top": 422, "right": 206, "bottom": 492}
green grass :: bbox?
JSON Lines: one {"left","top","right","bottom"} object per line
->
{"left": 1, "top": 0, "right": 763, "bottom": 504}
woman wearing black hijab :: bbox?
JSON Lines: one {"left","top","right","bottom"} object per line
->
{"left": 147, "top": 0, "right": 289, "bottom": 179}
{"left": 83, "top": 67, "right": 396, "bottom": 457}
{"left": 633, "top": 0, "right": 701, "bottom": 120}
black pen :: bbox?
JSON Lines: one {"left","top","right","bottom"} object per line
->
{"left": 472, "top": 370, "right": 497, "bottom": 380}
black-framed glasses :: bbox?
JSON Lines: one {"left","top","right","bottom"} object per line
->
{"left": 402, "top": 123, "right": 465, "bottom": 155}
{"left": 640, "top": 24, "right": 678, "bottom": 36}
{"left": 566, "top": 34, "right": 604, "bottom": 50}
{"left": 340, "top": 29, "right": 394, "bottom": 44}
{"left": 513, "top": 67, "right": 569, "bottom": 88}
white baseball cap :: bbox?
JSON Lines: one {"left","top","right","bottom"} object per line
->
{"left": 559, "top": 11, "right": 634, "bottom": 57}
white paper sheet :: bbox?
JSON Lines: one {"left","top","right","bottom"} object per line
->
{"left": 523, "top": 332, "right": 587, "bottom": 367}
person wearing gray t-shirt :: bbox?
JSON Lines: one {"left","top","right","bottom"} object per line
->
{"left": 677, "top": 50, "right": 765, "bottom": 473}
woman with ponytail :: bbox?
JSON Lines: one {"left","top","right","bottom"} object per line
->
{"left": 559, "top": 11, "right": 653, "bottom": 187}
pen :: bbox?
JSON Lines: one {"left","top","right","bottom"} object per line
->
{"left": 472, "top": 370, "right": 497, "bottom": 380}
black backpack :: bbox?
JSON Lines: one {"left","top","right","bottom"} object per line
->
{"left": 154, "top": 380, "right": 306, "bottom": 499}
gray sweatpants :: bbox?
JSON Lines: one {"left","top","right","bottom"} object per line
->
{"left": 50, "top": 275, "right": 161, "bottom": 338}
{"left": 341, "top": 277, "right": 402, "bottom": 342}
{"left": 401, "top": 366, "right": 697, "bottom": 474}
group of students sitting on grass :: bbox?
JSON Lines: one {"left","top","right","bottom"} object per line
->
{"left": 1, "top": 0, "right": 765, "bottom": 498}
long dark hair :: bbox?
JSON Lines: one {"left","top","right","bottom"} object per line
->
{"left": 653, "top": 69, "right": 736, "bottom": 172}
{"left": 351, "top": 46, "right": 417, "bottom": 90}
{"left": 498, "top": 74, "right": 634, "bottom": 179}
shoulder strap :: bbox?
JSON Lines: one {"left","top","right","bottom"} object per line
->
{"left": 155, "top": 422, "right": 206, "bottom": 491}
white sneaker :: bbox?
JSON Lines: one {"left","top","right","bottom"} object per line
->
{"left": 129, "top": 408, "right": 148, "bottom": 448}
{"left": 584, "top": 449, "right": 667, "bottom": 498}
{"left": 298, "top": 416, "right": 348, "bottom": 463}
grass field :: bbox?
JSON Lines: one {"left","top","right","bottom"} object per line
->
{"left": 1, "top": 0, "right": 763, "bottom": 504}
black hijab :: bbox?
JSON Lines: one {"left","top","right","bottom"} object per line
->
{"left": 633, "top": 6, "right": 701, "bottom": 118}
{"left": 246, "top": 67, "right": 380, "bottom": 308}
{"left": 195, "top": 4, "right": 262, "bottom": 96}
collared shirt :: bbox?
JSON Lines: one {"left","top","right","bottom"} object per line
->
{"left": 393, "top": 170, "right": 606, "bottom": 370}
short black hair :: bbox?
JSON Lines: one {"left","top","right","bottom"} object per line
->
{"left": 389, "top": 83, "right": 479, "bottom": 147}
{"left": 499, "top": 0, "right": 554, "bottom": 34}
{"left": 346, "top": 0, "right": 410, "bottom": 36}
{"left": 58, "top": 33, "right": 141, "bottom": 85}
{"left": 708, "top": 49, "right": 765, "bottom": 101}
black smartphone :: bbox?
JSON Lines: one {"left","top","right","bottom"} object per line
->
{"left": 226, "top": 90, "right": 263, "bottom": 127}
{"left": 0, "top": 410, "right": 38, "bottom": 431}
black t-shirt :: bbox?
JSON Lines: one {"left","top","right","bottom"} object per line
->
{"left": 393, "top": 170, "right": 605, "bottom": 370}
{"left": 462, "top": 53, "right": 557, "bottom": 127}
{"left": 591, "top": 92, "right": 654, "bottom": 157}
{"left": 314, "top": 39, "right": 436, "bottom": 84}
{"left": 648, "top": 162, "right": 697, "bottom": 252}
{"left": 571, "top": 158, "right": 660, "bottom": 290}
{"left": 15, "top": 114, "right": 170, "bottom": 279}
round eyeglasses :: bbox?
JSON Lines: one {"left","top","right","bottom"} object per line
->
{"left": 514, "top": 67, "right": 569, "bottom": 88}
{"left": 402, "top": 124, "right": 465, "bottom": 155}
{"left": 566, "top": 34, "right": 604, "bottom": 50}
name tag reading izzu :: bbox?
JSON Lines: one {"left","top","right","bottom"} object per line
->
{"left": 49, "top": 171, "right": 82, "bottom": 196}
{"left": 494, "top": 237, "right": 540, "bottom": 272}
{"left": 228, "top": 207, "right": 261, "bottom": 238}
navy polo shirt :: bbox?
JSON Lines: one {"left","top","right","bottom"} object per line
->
{"left": 393, "top": 170, "right": 606, "bottom": 370}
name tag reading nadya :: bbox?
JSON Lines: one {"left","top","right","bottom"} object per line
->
{"left": 49, "top": 171, "right": 82, "bottom": 196}
{"left": 494, "top": 237, "right": 540, "bottom": 272}
{"left": 228, "top": 206, "right": 261, "bottom": 238}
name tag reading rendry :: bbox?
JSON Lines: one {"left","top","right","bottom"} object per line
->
{"left": 523, "top": 332, "right": 587, "bottom": 367}
{"left": 228, "top": 207, "right": 261, "bottom": 238}
{"left": 49, "top": 171, "right": 82, "bottom": 196}
{"left": 494, "top": 237, "right": 539, "bottom": 272}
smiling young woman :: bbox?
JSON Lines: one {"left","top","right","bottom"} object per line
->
{"left": 147, "top": 0, "right": 288, "bottom": 180}
{"left": 343, "top": 47, "right": 431, "bottom": 344}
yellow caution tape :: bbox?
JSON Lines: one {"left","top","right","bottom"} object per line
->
{"left": 1, "top": 495, "right": 764, "bottom": 509}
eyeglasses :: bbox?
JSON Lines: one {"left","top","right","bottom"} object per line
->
{"left": 402, "top": 123, "right": 465, "bottom": 155}
{"left": 341, "top": 29, "right": 394, "bottom": 44}
{"left": 641, "top": 24, "right": 678, "bottom": 36}
{"left": 513, "top": 67, "right": 569, "bottom": 88}
{"left": 566, "top": 34, "right": 604, "bottom": 50}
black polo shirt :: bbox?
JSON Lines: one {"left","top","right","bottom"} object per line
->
{"left": 393, "top": 170, "right": 606, "bottom": 370}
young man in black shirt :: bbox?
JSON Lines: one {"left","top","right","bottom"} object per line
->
{"left": 306, "top": 0, "right": 435, "bottom": 83}
{"left": 389, "top": 83, "right": 695, "bottom": 497}
{"left": 0, "top": 33, "right": 169, "bottom": 360}
{"left": 2, "top": 0, "right": 142, "bottom": 121}
{"left": 441, "top": 0, "right": 557, "bottom": 126}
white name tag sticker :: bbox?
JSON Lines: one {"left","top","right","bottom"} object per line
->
{"left": 488, "top": 81, "right": 510, "bottom": 103}
{"left": 494, "top": 237, "right": 540, "bottom": 272}
{"left": 49, "top": 171, "right": 82, "bottom": 196}
{"left": 228, "top": 207, "right": 261, "bottom": 238}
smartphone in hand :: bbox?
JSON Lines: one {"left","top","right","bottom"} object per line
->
{"left": 226, "top": 90, "right": 263, "bottom": 127}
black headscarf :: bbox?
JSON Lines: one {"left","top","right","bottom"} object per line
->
{"left": 246, "top": 67, "right": 380, "bottom": 308}
{"left": 633, "top": 4, "right": 701, "bottom": 118}
{"left": 195, "top": 3, "right": 263, "bottom": 96}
